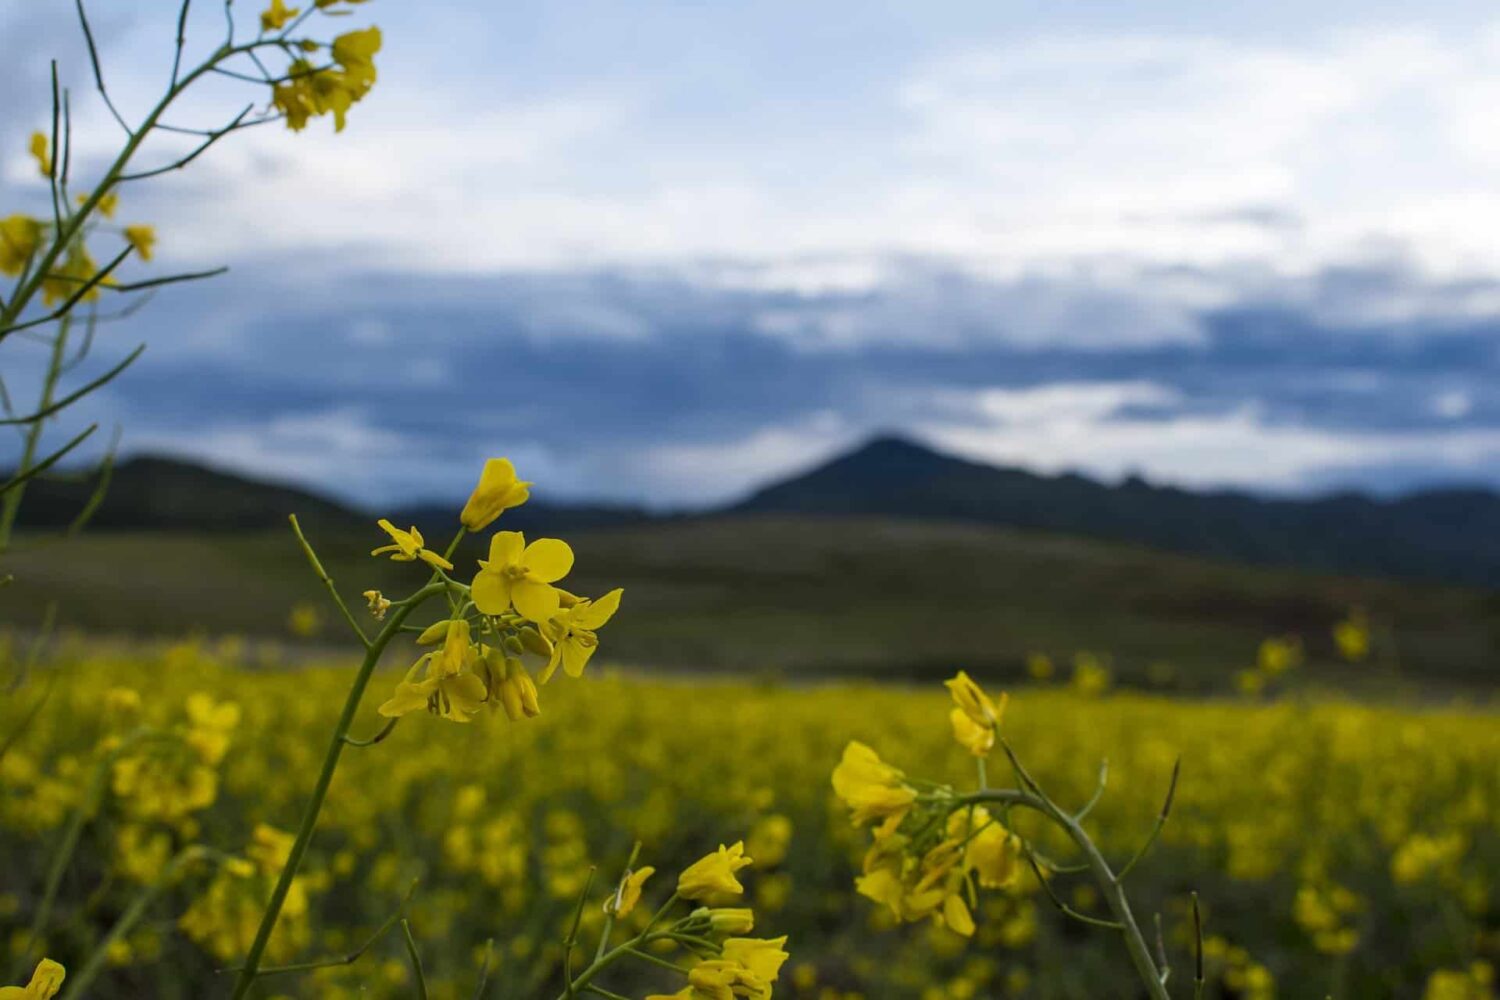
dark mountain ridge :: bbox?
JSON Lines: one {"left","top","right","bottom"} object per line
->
{"left": 16, "top": 438, "right": 1500, "bottom": 588}
{"left": 733, "top": 435, "right": 1500, "bottom": 587}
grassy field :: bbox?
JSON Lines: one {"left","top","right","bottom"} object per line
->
{"left": 1, "top": 643, "right": 1496, "bottom": 998}
{"left": 3, "top": 514, "right": 1497, "bottom": 692}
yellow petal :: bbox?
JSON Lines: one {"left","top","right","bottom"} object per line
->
{"left": 571, "top": 588, "right": 623, "bottom": 630}
{"left": 470, "top": 570, "right": 512, "bottom": 616}
{"left": 522, "top": 538, "right": 574, "bottom": 583}
{"left": 511, "top": 579, "right": 561, "bottom": 623}
{"left": 561, "top": 637, "right": 596, "bottom": 678}
{"left": 488, "top": 530, "right": 526, "bottom": 568}
{"left": 943, "top": 893, "right": 975, "bottom": 937}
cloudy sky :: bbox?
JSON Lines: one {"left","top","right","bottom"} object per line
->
{"left": 3, "top": 0, "right": 1500, "bottom": 508}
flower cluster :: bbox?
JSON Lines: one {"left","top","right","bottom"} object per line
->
{"left": 1, "top": 135, "right": 156, "bottom": 303}
{"left": 832, "top": 672, "right": 1025, "bottom": 939}
{"left": 588, "top": 842, "right": 790, "bottom": 1000}
{"left": 264, "top": 0, "right": 383, "bottom": 134}
{"left": 372, "top": 458, "right": 623, "bottom": 724}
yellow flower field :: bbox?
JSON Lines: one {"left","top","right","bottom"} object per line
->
{"left": 2, "top": 639, "right": 1495, "bottom": 999}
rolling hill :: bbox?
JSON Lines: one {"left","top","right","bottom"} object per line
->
{"left": 735, "top": 435, "right": 1500, "bottom": 588}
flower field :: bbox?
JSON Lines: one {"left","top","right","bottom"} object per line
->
{"left": 2, "top": 639, "right": 1495, "bottom": 999}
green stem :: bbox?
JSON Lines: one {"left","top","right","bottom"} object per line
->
{"left": 400, "top": 919, "right": 429, "bottom": 1000}
{"left": 971, "top": 751, "right": 1172, "bottom": 1000}
{"left": 0, "top": 314, "right": 73, "bottom": 551}
{"left": 0, "top": 34, "right": 291, "bottom": 338}
{"left": 59, "top": 845, "right": 212, "bottom": 999}
{"left": 228, "top": 582, "right": 443, "bottom": 999}
{"left": 10, "top": 727, "right": 172, "bottom": 979}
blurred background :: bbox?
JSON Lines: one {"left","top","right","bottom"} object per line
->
{"left": 3, "top": 0, "right": 1500, "bottom": 690}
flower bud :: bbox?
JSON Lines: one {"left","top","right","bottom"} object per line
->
{"left": 707, "top": 908, "right": 756, "bottom": 934}
{"left": 460, "top": 458, "right": 531, "bottom": 531}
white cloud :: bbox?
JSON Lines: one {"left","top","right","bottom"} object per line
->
{"left": 918, "top": 384, "right": 1500, "bottom": 492}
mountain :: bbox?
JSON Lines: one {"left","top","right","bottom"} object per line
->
{"left": 734, "top": 435, "right": 1500, "bottom": 588}
{"left": 16, "top": 455, "right": 359, "bottom": 532}
{"left": 17, "top": 440, "right": 1500, "bottom": 588}
{"left": 14, "top": 455, "right": 652, "bottom": 536}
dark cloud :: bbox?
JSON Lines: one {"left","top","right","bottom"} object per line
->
{"left": 23, "top": 256, "right": 1500, "bottom": 506}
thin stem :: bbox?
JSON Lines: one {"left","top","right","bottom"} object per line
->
{"left": 624, "top": 948, "right": 688, "bottom": 974}
{"left": 401, "top": 920, "right": 429, "bottom": 1000}
{"left": 597, "top": 842, "right": 643, "bottom": 961}
{"left": 59, "top": 846, "right": 212, "bottom": 999}
{"left": 472, "top": 939, "right": 494, "bottom": 1000}
{"left": 1021, "top": 845, "right": 1123, "bottom": 931}
{"left": 1192, "top": 892, "right": 1205, "bottom": 1000}
{"left": 582, "top": 987, "right": 631, "bottom": 1000}
{"left": 342, "top": 717, "right": 400, "bottom": 747}
{"left": 990, "top": 740, "right": 1172, "bottom": 1000}
{"left": 1074, "top": 758, "right": 1109, "bottom": 821}
{"left": 75, "top": 0, "right": 133, "bottom": 136}
{"left": 227, "top": 583, "right": 444, "bottom": 998}
{"left": 0, "top": 344, "right": 145, "bottom": 426}
{"left": 1115, "top": 758, "right": 1180, "bottom": 881}
{"left": 222, "top": 879, "right": 418, "bottom": 977}
{"left": 562, "top": 866, "right": 599, "bottom": 997}
{"left": 11, "top": 729, "right": 171, "bottom": 978}
{"left": 289, "top": 513, "right": 370, "bottom": 646}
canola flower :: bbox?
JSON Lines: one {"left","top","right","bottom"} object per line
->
{"left": 835, "top": 670, "right": 1183, "bottom": 998}
{"left": 0, "top": 960, "right": 63, "bottom": 1000}
{"left": 1, "top": 640, "right": 1497, "bottom": 996}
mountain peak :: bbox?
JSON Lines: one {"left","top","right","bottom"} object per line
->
{"left": 733, "top": 431, "right": 1500, "bottom": 587}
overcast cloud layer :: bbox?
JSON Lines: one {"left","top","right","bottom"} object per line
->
{"left": 2, "top": 1, "right": 1500, "bottom": 507}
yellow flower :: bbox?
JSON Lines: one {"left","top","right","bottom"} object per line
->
{"left": 0, "top": 215, "right": 42, "bottom": 276}
{"left": 479, "top": 649, "right": 541, "bottom": 721}
{"left": 949, "top": 706, "right": 993, "bottom": 757}
{"left": 370, "top": 519, "right": 453, "bottom": 570}
{"left": 41, "top": 243, "right": 102, "bottom": 306}
{"left": 76, "top": 191, "right": 119, "bottom": 219}
{"left": 945, "top": 670, "right": 1005, "bottom": 729}
{"left": 124, "top": 224, "right": 156, "bottom": 262}
{"left": 0, "top": 958, "right": 64, "bottom": 999}
{"left": 386, "top": 658, "right": 487, "bottom": 722}
{"left": 470, "top": 531, "right": 573, "bottom": 622}
{"left": 678, "top": 842, "right": 754, "bottom": 901}
{"left": 330, "top": 26, "right": 381, "bottom": 91}
{"left": 1256, "top": 636, "right": 1302, "bottom": 676}
{"left": 362, "top": 589, "right": 391, "bottom": 620}
{"left": 1333, "top": 610, "right": 1370, "bottom": 662}
{"left": 460, "top": 457, "right": 531, "bottom": 530}
{"left": 540, "top": 588, "right": 622, "bottom": 681}
{"left": 950, "top": 807, "right": 1022, "bottom": 889}
{"left": 184, "top": 692, "right": 241, "bottom": 765}
{"left": 831, "top": 741, "right": 915, "bottom": 827}
{"left": 29, "top": 132, "right": 50, "bottom": 177}
{"left": 377, "top": 628, "right": 488, "bottom": 722}
{"left": 607, "top": 866, "right": 655, "bottom": 918}
{"left": 721, "top": 937, "right": 790, "bottom": 984}
{"left": 260, "top": 0, "right": 300, "bottom": 31}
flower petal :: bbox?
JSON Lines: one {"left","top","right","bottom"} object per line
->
{"left": 488, "top": 530, "right": 526, "bottom": 567}
{"left": 571, "top": 588, "right": 623, "bottom": 630}
{"left": 470, "top": 570, "right": 512, "bottom": 615}
{"left": 522, "top": 538, "right": 574, "bottom": 583}
{"left": 512, "top": 579, "right": 561, "bottom": 623}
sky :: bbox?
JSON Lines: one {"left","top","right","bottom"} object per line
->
{"left": 3, "top": 0, "right": 1500, "bottom": 508}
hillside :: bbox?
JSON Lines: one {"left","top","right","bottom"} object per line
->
{"left": 736, "top": 435, "right": 1500, "bottom": 588}
{"left": 16, "top": 455, "right": 650, "bottom": 535}
{"left": 2, "top": 514, "right": 1495, "bottom": 693}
